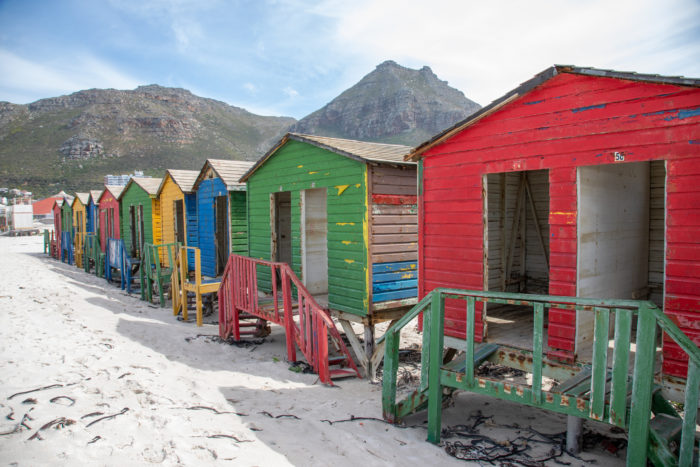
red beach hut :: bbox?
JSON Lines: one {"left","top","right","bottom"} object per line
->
{"left": 97, "top": 185, "right": 124, "bottom": 252}
{"left": 409, "top": 65, "right": 700, "bottom": 380}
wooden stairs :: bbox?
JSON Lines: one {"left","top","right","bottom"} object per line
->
{"left": 218, "top": 254, "right": 361, "bottom": 384}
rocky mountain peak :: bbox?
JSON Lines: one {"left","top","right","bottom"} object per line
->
{"left": 291, "top": 61, "right": 480, "bottom": 145}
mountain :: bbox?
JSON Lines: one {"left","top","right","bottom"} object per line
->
{"left": 291, "top": 60, "right": 481, "bottom": 145}
{"left": 0, "top": 85, "right": 295, "bottom": 197}
{"left": 0, "top": 62, "right": 481, "bottom": 197}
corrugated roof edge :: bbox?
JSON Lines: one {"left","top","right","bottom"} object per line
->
{"left": 239, "top": 132, "right": 414, "bottom": 183}
{"left": 407, "top": 65, "right": 700, "bottom": 161}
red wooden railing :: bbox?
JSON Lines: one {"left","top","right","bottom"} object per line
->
{"left": 218, "top": 254, "right": 361, "bottom": 385}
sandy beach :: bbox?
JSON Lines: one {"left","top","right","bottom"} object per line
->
{"left": 0, "top": 235, "right": 626, "bottom": 466}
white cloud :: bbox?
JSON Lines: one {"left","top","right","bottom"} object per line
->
{"left": 283, "top": 86, "right": 299, "bottom": 98}
{"left": 243, "top": 82, "right": 258, "bottom": 94}
{"left": 0, "top": 49, "right": 142, "bottom": 103}
{"left": 316, "top": 0, "right": 700, "bottom": 106}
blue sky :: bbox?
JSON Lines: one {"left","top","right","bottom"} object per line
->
{"left": 1, "top": 0, "right": 698, "bottom": 119}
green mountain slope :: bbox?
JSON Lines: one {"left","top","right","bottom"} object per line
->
{"left": 0, "top": 85, "right": 295, "bottom": 197}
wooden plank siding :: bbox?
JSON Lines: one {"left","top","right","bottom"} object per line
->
{"left": 369, "top": 165, "right": 418, "bottom": 303}
{"left": 418, "top": 72, "right": 700, "bottom": 371}
{"left": 120, "top": 183, "right": 154, "bottom": 259}
{"left": 158, "top": 174, "right": 185, "bottom": 267}
{"left": 229, "top": 191, "right": 247, "bottom": 256}
{"left": 196, "top": 176, "right": 229, "bottom": 278}
{"left": 61, "top": 201, "right": 73, "bottom": 236}
{"left": 98, "top": 188, "right": 121, "bottom": 252}
{"left": 664, "top": 157, "right": 700, "bottom": 377}
{"left": 247, "top": 139, "right": 369, "bottom": 317}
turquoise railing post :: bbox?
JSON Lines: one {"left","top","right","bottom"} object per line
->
{"left": 381, "top": 329, "right": 400, "bottom": 422}
{"left": 627, "top": 302, "right": 657, "bottom": 467}
{"left": 532, "top": 302, "right": 544, "bottom": 405}
{"left": 590, "top": 307, "right": 610, "bottom": 421}
{"left": 678, "top": 360, "right": 699, "bottom": 466}
{"left": 465, "top": 296, "right": 476, "bottom": 389}
{"left": 426, "top": 289, "right": 445, "bottom": 444}
{"left": 609, "top": 308, "right": 632, "bottom": 427}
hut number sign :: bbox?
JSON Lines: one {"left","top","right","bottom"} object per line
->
{"left": 613, "top": 151, "right": 625, "bottom": 162}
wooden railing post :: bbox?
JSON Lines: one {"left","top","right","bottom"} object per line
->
{"left": 381, "top": 329, "right": 400, "bottom": 422}
{"left": 679, "top": 360, "right": 699, "bottom": 466}
{"left": 282, "top": 267, "right": 296, "bottom": 362}
{"left": 426, "top": 290, "right": 445, "bottom": 444}
{"left": 317, "top": 318, "right": 330, "bottom": 384}
{"left": 627, "top": 303, "right": 657, "bottom": 467}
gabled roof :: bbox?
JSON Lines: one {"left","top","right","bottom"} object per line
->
{"left": 61, "top": 194, "right": 74, "bottom": 207}
{"left": 51, "top": 199, "right": 64, "bottom": 211}
{"left": 101, "top": 185, "right": 124, "bottom": 200}
{"left": 33, "top": 196, "right": 64, "bottom": 215}
{"left": 89, "top": 190, "right": 103, "bottom": 205}
{"left": 119, "top": 177, "right": 163, "bottom": 200}
{"left": 193, "top": 159, "right": 254, "bottom": 191}
{"left": 408, "top": 65, "right": 700, "bottom": 161}
{"left": 240, "top": 133, "right": 414, "bottom": 183}
{"left": 157, "top": 169, "right": 199, "bottom": 196}
{"left": 73, "top": 192, "right": 89, "bottom": 207}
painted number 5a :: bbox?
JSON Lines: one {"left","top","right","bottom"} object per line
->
{"left": 614, "top": 152, "right": 625, "bottom": 162}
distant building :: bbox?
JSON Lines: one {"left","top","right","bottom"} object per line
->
{"left": 104, "top": 170, "right": 150, "bottom": 186}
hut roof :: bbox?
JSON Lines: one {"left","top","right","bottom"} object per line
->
{"left": 408, "top": 65, "right": 700, "bottom": 161}
{"left": 194, "top": 159, "right": 254, "bottom": 191}
{"left": 131, "top": 177, "right": 163, "bottom": 196}
{"left": 33, "top": 196, "right": 64, "bottom": 215}
{"left": 89, "top": 190, "right": 103, "bottom": 204}
{"left": 61, "top": 194, "right": 75, "bottom": 206}
{"left": 73, "top": 192, "right": 90, "bottom": 206}
{"left": 103, "top": 185, "right": 124, "bottom": 200}
{"left": 240, "top": 133, "right": 414, "bottom": 182}
{"left": 158, "top": 169, "right": 199, "bottom": 195}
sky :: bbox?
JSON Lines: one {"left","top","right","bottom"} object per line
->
{"left": 0, "top": 0, "right": 698, "bottom": 119}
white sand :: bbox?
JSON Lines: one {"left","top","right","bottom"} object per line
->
{"left": 0, "top": 236, "right": 625, "bottom": 466}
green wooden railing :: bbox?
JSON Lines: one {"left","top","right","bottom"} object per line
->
{"left": 381, "top": 288, "right": 699, "bottom": 467}
{"left": 140, "top": 242, "right": 180, "bottom": 306}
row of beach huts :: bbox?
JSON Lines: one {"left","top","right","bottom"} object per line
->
{"left": 44, "top": 66, "right": 699, "bottom": 465}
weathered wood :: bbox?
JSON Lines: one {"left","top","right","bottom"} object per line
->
{"left": 523, "top": 174, "right": 549, "bottom": 271}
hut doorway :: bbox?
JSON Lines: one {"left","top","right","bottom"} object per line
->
{"left": 214, "top": 195, "right": 229, "bottom": 276}
{"left": 484, "top": 169, "right": 550, "bottom": 349}
{"left": 272, "top": 191, "right": 292, "bottom": 266}
{"left": 174, "top": 199, "right": 185, "bottom": 244}
{"left": 129, "top": 205, "right": 145, "bottom": 258}
{"left": 576, "top": 160, "right": 665, "bottom": 358}
{"left": 301, "top": 188, "right": 328, "bottom": 297}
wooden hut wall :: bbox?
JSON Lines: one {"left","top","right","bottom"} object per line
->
{"left": 185, "top": 193, "right": 197, "bottom": 251}
{"left": 61, "top": 201, "right": 73, "bottom": 235}
{"left": 368, "top": 164, "right": 418, "bottom": 305}
{"left": 418, "top": 72, "right": 700, "bottom": 374}
{"left": 98, "top": 191, "right": 120, "bottom": 252}
{"left": 72, "top": 198, "right": 86, "bottom": 253}
{"left": 229, "top": 191, "right": 247, "bottom": 256}
{"left": 196, "top": 176, "right": 228, "bottom": 277}
{"left": 120, "top": 184, "right": 154, "bottom": 258}
{"left": 247, "top": 140, "right": 369, "bottom": 317}
{"left": 52, "top": 202, "right": 62, "bottom": 240}
{"left": 152, "top": 196, "right": 162, "bottom": 245}
{"left": 159, "top": 175, "right": 185, "bottom": 266}
{"left": 86, "top": 199, "right": 96, "bottom": 234}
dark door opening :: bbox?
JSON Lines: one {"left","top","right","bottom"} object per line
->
{"left": 174, "top": 199, "right": 185, "bottom": 244}
{"left": 215, "top": 195, "right": 229, "bottom": 276}
{"left": 273, "top": 192, "right": 292, "bottom": 265}
{"left": 484, "top": 169, "right": 550, "bottom": 349}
